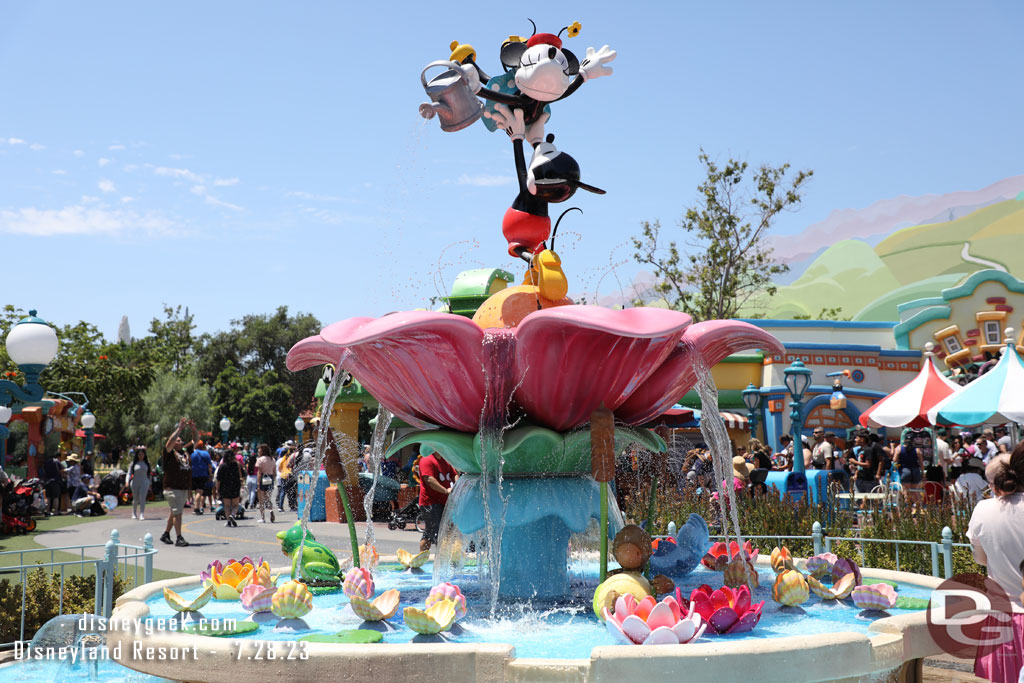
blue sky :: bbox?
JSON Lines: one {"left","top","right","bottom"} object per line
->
{"left": 2, "top": 1, "right": 1022, "bottom": 338}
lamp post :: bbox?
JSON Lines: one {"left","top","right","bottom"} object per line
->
{"left": 783, "top": 360, "right": 813, "bottom": 475}
{"left": 742, "top": 383, "right": 762, "bottom": 442}
{"left": 219, "top": 416, "right": 231, "bottom": 445}
{"left": 294, "top": 417, "right": 305, "bottom": 448}
{"left": 80, "top": 410, "right": 96, "bottom": 459}
{"left": 1, "top": 310, "right": 59, "bottom": 469}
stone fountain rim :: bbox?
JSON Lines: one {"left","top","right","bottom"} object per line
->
{"left": 109, "top": 554, "right": 946, "bottom": 683}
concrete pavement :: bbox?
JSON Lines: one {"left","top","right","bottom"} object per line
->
{"left": 34, "top": 502, "right": 426, "bottom": 575}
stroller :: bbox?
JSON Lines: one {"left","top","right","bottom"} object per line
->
{"left": 387, "top": 497, "right": 423, "bottom": 532}
{"left": 98, "top": 470, "right": 125, "bottom": 498}
{"left": 1, "top": 478, "right": 44, "bottom": 533}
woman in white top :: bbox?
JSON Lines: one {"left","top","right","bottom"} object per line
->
{"left": 128, "top": 448, "right": 152, "bottom": 519}
{"left": 967, "top": 443, "right": 1024, "bottom": 683}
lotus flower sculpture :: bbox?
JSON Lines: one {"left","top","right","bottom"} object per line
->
{"left": 684, "top": 584, "right": 764, "bottom": 635}
{"left": 426, "top": 583, "right": 467, "bottom": 621}
{"left": 701, "top": 540, "right": 759, "bottom": 572}
{"left": 603, "top": 593, "right": 706, "bottom": 646}
{"left": 349, "top": 589, "right": 401, "bottom": 622}
{"left": 342, "top": 567, "right": 374, "bottom": 600}
{"left": 771, "top": 570, "right": 810, "bottom": 607}
{"left": 396, "top": 548, "right": 430, "bottom": 569}
{"left": 286, "top": 308, "right": 783, "bottom": 436}
{"left": 204, "top": 560, "right": 267, "bottom": 600}
{"left": 802, "top": 553, "right": 838, "bottom": 579}
{"left": 808, "top": 572, "right": 857, "bottom": 601}
{"left": 770, "top": 546, "right": 795, "bottom": 574}
{"left": 164, "top": 585, "right": 214, "bottom": 613}
{"left": 851, "top": 583, "right": 897, "bottom": 611}
{"left": 404, "top": 598, "right": 457, "bottom": 634}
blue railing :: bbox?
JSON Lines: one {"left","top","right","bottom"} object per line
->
{"left": 0, "top": 529, "right": 157, "bottom": 648}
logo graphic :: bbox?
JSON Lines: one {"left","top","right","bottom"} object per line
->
{"left": 927, "top": 573, "right": 1014, "bottom": 658}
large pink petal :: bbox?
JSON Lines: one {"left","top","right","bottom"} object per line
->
{"left": 513, "top": 306, "right": 693, "bottom": 431}
{"left": 616, "top": 320, "right": 785, "bottom": 425}
{"left": 644, "top": 601, "right": 678, "bottom": 631}
{"left": 325, "top": 312, "right": 487, "bottom": 432}
{"left": 708, "top": 607, "right": 738, "bottom": 633}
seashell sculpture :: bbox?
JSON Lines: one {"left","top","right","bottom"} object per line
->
{"left": 404, "top": 598, "right": 457, "bottom": 634}
{"left": 603, "top": 593, "right": 706, "bottom": 645}
{"left": 250, "top": 561, "right": 278, "bottom": 589}
{"left": 685, "top": 584, "right": 764, "bottom": 634}
{"left": 271, "top": 580, "right": 314, "bottom": 619}
{"left": 831, "top": 557, "right": 862, "bottom": 586}
{"left": 770, "top": 546, "right": 795, "bottom": 574}
{"left": 807, "top": 572, "right": 857, "bottom": 601}
{"left": 358, "top": 544, "right": 379, "bottom": 570}
{"left": 164, "top": 584, "right": 214, "bottom": 613}
{"left": 701, "top": 540, "right": 759, "bottom": 572}
{"left": 240, "top": 584, "right": 276, "bottom": 614}
{"left": 349, "top": 588, "right": 401, "bottom": 622}
{"left": 851, "top": 583, "right": 897, "bottom": 611}
{"left": 771, "top": 569, "right": 810, "bottom": 607}
{"left": 342, "top": 567, "right": 375, "bottom": 600}
{"left": 723, "top": 556, "right": 759, "bottom": 590}
{"left": 426, "top": 583, "right": 467, "bottom": 621}
{"left": 396, "top": 548, "right": 430, "bottom": 569}
{"left": 802, "top": 553, "right": 838, "bottom": 579}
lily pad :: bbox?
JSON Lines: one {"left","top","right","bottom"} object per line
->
{"left": 299, "top": 629, "right": 383, "bottom": 644}
{"left": 376, "top": 562, "right": 406, "bottom": 572}
{"left": 308, "top": 584, "right": 343, "bottom": 596}
{"left": 895, "top": 596, "right": 929, "bottom": 610}
{"left": 183, "top": 620, "right": 260, "bottom": 637}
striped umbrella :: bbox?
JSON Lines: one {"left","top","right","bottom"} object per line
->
{"left": 860, "top": 346, "right": 961, "bottom": 428}
{"left": 928, "top": 334, "right": 1024, "bottom": 427}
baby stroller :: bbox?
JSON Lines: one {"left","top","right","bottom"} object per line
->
{"left": 98, "top": 470, "right": 125, "bottom": 498}
{"left": 388, "top": 497, "right": 424, "bottom": 532}
{"left": 1, "top": 478, "right": 41, "bottom": 533}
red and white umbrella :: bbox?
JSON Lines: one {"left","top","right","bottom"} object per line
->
{"left": 859, "top": 347, "right": 961, "bottom": 429}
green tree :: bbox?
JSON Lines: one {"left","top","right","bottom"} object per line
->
{"left": 125, "top": 368, "right": 212, "bottom": 450}
{"left": 632, "top": 150, "right": 812, "bottom": 320}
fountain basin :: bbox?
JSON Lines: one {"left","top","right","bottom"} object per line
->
{"left": 109, "top": 557, "right": 946, "bottom": 682}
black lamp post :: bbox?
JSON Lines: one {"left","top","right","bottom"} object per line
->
{"left": 783, "top": 360, "right": 813, "bottom": 475}
{"left": 742, "top": 383, "right": 762, "bottom": 442}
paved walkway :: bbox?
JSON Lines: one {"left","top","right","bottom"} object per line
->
{"left": 34, "top": 502, "right": 425, "bottom": 575}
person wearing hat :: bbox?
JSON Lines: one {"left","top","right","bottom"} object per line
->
{"left": 71, "top": 473, "right": 103, "bottom": 516}
{"left": 66, "top": 453, "right": 83, "bottom": 492}
{"left": 954, "top": 457, "right": 989, "bottom": 504}
{"left": 731, "top": 455, "right": 755, "bottom": 494}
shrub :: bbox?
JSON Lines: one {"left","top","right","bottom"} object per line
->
{"left": 0, "top": 569, "right": 127, "bottom": 644}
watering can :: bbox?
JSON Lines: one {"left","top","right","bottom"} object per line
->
{"left": 418, "top": 60, "right": 483, "bottom": 132}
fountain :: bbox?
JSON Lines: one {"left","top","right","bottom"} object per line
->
{"left": 109, "top": 22, "right": 950, "bottom": 682}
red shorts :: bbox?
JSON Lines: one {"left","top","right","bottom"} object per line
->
{"left": 502, "top": 208, "right": 550, "bottom": 257}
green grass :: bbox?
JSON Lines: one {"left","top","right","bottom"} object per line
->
{"left": 0, "top": 514, "right": 185, "bottom": 584}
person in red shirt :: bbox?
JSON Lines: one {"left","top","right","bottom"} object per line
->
{"left": 418, "top": 449, "right": 458, "bottom": 553}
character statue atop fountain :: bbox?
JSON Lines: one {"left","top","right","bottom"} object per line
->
{"left": 277, "top": 523, "right": 343, "bottom": 584}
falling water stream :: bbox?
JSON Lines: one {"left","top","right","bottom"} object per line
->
{"left": 362, "top": 406, "right": 394, "bottom": 550}
{"left": 693, "top": 358, "right": 747, "bottom": 557}
{"left": 295, "top": 351, "right": 349, "bottom": 577}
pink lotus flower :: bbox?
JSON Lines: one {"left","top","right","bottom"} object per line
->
{"left": 684, "top": 584, "right": 764, "bottom": 634}
{"left": 199, "top": 560, "right": 224, "bottom": 583}
{"left": 286, "top": 308, "right": 782, "bottom": 433}
{"left": 701, "top": 540, "right": 759, "bottom": 571}
{"left": 603, "top": 594, "right": 706, "bottom": 645}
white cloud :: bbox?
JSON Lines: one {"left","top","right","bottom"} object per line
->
{"left": 81, "top": 195, "right": 100, "bottom": 203}
{"left": 51, "top": 169, "right": 68, "bottom": 175}
{"left": 72, "top": 150, "right": 84, "bottom": 157}
{"left": 456, "top": 174, "right": 513, "bottom": 187}
{"left": 190, "top": 185, "right": 206, "bottom": 195}
{"left": 168, "top": 153, "right": 190, "bottom": 160}
{"left": 123, "top": 164, "right": 138, "bottom": 172}
{"left": 153, "top": 166, "right": 203, "bottom": 183}
{"left": 0, "top": 205, "right": 173, "bottom": 236}
{"left": 5, "top": 137, "right": 26, "bottom": 145}
{"left": 204, "top": 195, "right": 242, "bottom": 211}
{"left": 213, "top": 177, "right": 239, "bottom": 186}
{"left": 29, "top": 143, "right": 45, "bottom": 151}
{"left": 108, "top": 144, "right": 126, "bottom": 151}
{"left": 121, "top": 196, "right": 134, "bottom": 203}
{"left": 98, "top": 157, "right": 111, "bottom": 167}
{"left": 98, "top": 179, "right": 116, "bottom": 193}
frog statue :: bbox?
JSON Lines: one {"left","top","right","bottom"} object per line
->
{"left": 276, "top": 523, "right": 343, "bottom": 585}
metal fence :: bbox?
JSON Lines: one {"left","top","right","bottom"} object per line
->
{"left": 703, "top": 521, "right": 963, "bottom": 580}
{"left": 0, "top": 529, "right": 157, "bottom": 648}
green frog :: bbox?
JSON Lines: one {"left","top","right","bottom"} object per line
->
{"left": 276, "top": 524, "right": 342, "bottom": 583}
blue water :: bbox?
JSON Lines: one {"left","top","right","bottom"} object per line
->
{"left": 0, "top": 657, "right": 171, "bottom": 682}
{"left": 143, "top": 563, "right": 935, "bottom": 659}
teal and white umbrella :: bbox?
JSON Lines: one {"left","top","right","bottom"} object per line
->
{"left": 928, "top": 332, "right": 1024, "bottom": 427}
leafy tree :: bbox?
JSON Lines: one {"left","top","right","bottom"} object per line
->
{"left": 126, "top": 368, "right": 212, "bottom": 449}
{"left": 632, "top": 150, "right": 812, "bottom": 320}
